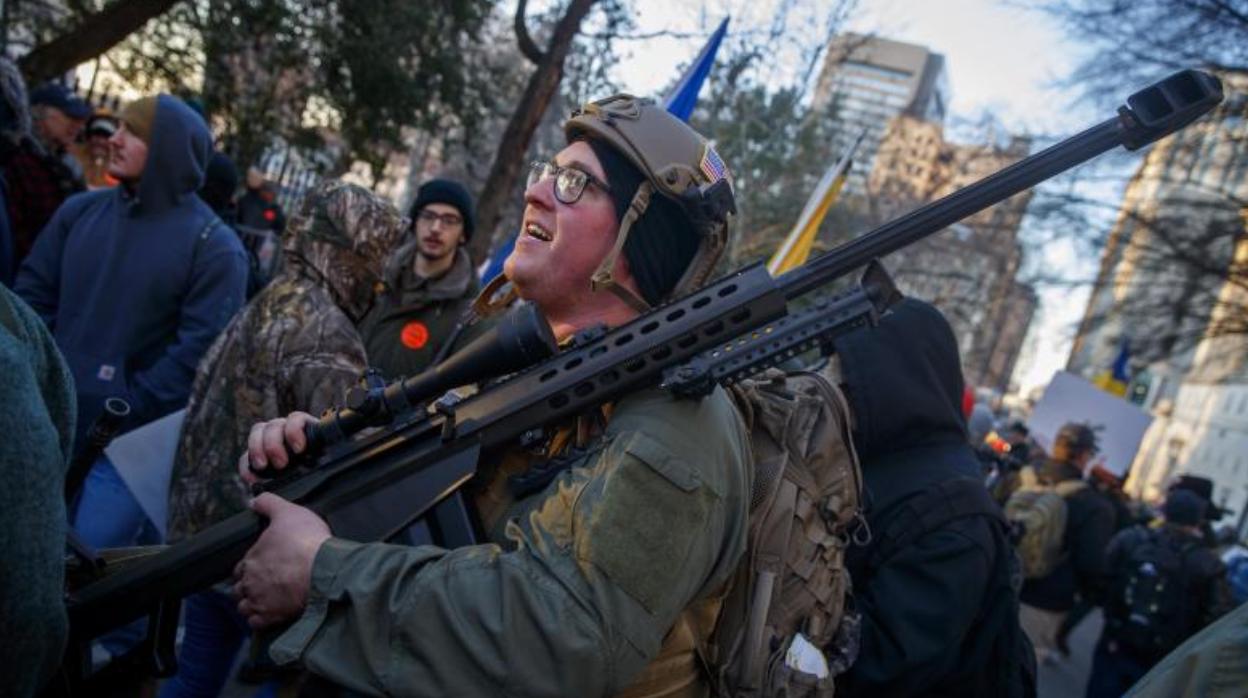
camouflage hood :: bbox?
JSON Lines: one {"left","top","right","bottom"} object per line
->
{"left": 284, "top": 180, "right": 407, "bottom": 322}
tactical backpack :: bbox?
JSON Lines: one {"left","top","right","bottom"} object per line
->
{"left": 1109, "top": 530, "right": 1198, "bottom": 660}
{"left": 858, "top": 477, "right": 1037, "bottom": 698}
{"left": 706, "top": 368, "right": 864, "bottom": 698}
{"left": 1004, "top": 477, "right": 1088, "bottom": 579}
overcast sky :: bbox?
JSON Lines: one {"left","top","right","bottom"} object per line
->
{"left": 611, "top": 0, "right": 1121, "bottom": 396}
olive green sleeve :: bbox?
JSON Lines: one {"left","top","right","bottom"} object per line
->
{"left": 271, "top": 389, "right": 750, "bottom": 697}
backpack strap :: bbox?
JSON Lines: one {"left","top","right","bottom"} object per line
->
{"left": 1053, "top": 479, "right": 1089, "bottom": 497}
{"left": 862, "top": 476, "right": 1035, "bottom": 696}
{"left": 866, "top": 477, "right": 1003, "bottom": 572}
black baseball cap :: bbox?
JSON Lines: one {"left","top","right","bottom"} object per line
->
{"left": 29, "top": 83, "right": 92, "bottom": 120}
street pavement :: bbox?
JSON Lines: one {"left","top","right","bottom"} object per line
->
{"left": 1038, "top": 607, "right": 1103, "bottom": 698}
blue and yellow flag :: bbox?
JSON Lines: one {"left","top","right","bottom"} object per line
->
{"left": 1093, "top": 339, "right": 1131, "bottom": 397}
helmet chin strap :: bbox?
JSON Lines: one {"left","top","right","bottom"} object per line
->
{"left": 472, "top": 273, "right": 519, "bottom": 319}
{"left": 591, "top": 180, "right": 653, "bottom": 314}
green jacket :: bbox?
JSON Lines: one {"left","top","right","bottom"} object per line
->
{"left": 359, "top": 245, "right": 480, "bottom": 380}
{"left": 270, "top": 385, "right": 752, "bottom": 697}
{"left": 0, "top": 285, "right": 76, "bottom": 698}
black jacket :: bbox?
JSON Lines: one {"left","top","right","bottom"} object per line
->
{"left": 834, "top": 298, "right": 1033, "bottom": 698}
{"left": 1102, "top": 524, "right": 1233, "bottom": 656}
{"left": 1019, "top": 460, "right": 1116, "bottom": 611}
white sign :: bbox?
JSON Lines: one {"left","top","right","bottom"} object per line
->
{"left": 1028, "top": 371, "right": 1152, "bottom": 477}
{"left": 105, "top": 408, "right": 186, "bottom": 538}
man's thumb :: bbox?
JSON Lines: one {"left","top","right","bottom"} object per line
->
{"left": 250, "top": 492, "right": 291, "bottom": 519}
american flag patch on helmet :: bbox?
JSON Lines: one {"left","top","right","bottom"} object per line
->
{"left": 700, "top": 144, "right": 727, "bottom": 183}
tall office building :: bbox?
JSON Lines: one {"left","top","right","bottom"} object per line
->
{"left": 812, "top": 33, "right": 950, "bottom": 195}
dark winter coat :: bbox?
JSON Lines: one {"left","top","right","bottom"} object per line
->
{"left": 1102, "top": 523, "right": 1233, "bottom": 658}
{"left": 358, "top": 245, "right": 481, "bottom": 379}
{"left": 834, "top": 298, "right": 1032, "bottom": 698}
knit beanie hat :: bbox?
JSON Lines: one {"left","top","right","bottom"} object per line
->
{"left": 583, "top": 137, "right": 700, "bottom": 307}
{"left": 1164, "top": 489, "right": 1207, "bottom": 527}
{"left": 411, "top": 178, "right": 476, "bottom": 241}
{"left": 118, "top": 96, "right": 159, "bottom": 145}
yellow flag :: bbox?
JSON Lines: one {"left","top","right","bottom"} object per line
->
{"left": 1093, "top": 371, "right": 1128, "bottom": 397}
{"left": 767, "top": 131, "right": 865, "bottom": 277}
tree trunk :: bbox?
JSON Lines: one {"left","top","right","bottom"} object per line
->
{"left": 19, "top": 0, "right": 184, "bottom": 84}
{"left": 467, "top": 0, "right": 597, "bottom": 265}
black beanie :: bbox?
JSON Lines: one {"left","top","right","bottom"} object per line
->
{"left": 411, "top": 178, "right": 476, "bottom": 241}
{"left": 583, "top": 137, "right": 700, "bottom": 307}
{"left": 1164, "top": 489, "right": 1207, "bottom": 527}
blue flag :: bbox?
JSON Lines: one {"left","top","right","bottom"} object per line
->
{"left": 1111, "top": 339, "right": 1131, "bottom": 382}
{"left": 479, "top": 232, "right": 515, "bottom": 285}
{"left": 663, "top": 17, "right": 729, "bottom": 122}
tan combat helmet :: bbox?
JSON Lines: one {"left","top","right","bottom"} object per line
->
{"left": 565, "top": 94, "right": 737, "bottom": 311}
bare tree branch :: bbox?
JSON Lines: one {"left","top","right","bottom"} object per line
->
{"left": 514, "top": 0, "right": 545, "bottom": 66}
{"left": 19, "top": 0, "right": 184, "bottom": 84}
{"left": 469, "top": 0, "right": 599, "bottom": 263}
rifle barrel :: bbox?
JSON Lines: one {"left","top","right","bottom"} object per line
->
{"left": 778, "top": 68, "right": 1222, "bottom": 300}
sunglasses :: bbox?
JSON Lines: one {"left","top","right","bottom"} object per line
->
{"left": 527, "top": 161, "right": 611, "bottom": 205}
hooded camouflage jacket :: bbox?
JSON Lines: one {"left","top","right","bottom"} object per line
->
{"left": 167, "top": 181, "right": 406, "bottom": 541}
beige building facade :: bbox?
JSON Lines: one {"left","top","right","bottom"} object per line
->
{"left": 867, "top": 113, "right": 1036, "bottom": 392}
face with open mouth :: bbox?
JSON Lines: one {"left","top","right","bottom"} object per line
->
{"left": 505, "top": 140, "right": 624, "bottom": 315}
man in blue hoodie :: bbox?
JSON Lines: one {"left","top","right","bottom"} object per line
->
{"left": 16, "top": 94, "right": 247, "bottom": 554}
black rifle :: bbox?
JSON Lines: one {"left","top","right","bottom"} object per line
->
{"left": 63, "top": 397, "right": 131, "bottom": 503}
{"left": 58, "top": 69, "right": 1223, "bottom": 688}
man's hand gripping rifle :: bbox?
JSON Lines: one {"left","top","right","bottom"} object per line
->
{"left": 60, "top": 69, "right": 1224, "bottom": 687}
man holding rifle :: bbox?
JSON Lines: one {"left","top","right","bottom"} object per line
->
{"left": 233, "top": 95, "right": 754, "bottom": 696}
{"left": 55, "top": 68, "right": 1225, "bottom": 697}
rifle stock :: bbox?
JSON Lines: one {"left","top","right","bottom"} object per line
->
{"left": 61, "top": 69, "right": 1223, "bottom": 685}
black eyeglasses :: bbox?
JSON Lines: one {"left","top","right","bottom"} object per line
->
{"left": 527, "top": 161, "right": 610, "bottom": 204}
{"left": 416, "top": 209, "right": 464, "bottom": 229}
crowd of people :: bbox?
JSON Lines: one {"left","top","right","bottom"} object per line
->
{"left": 976, "top": 418, "right": 1241, "bottom": 696}
{"left": 1, "top": 56, "right": 1244, "bottom": 698}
